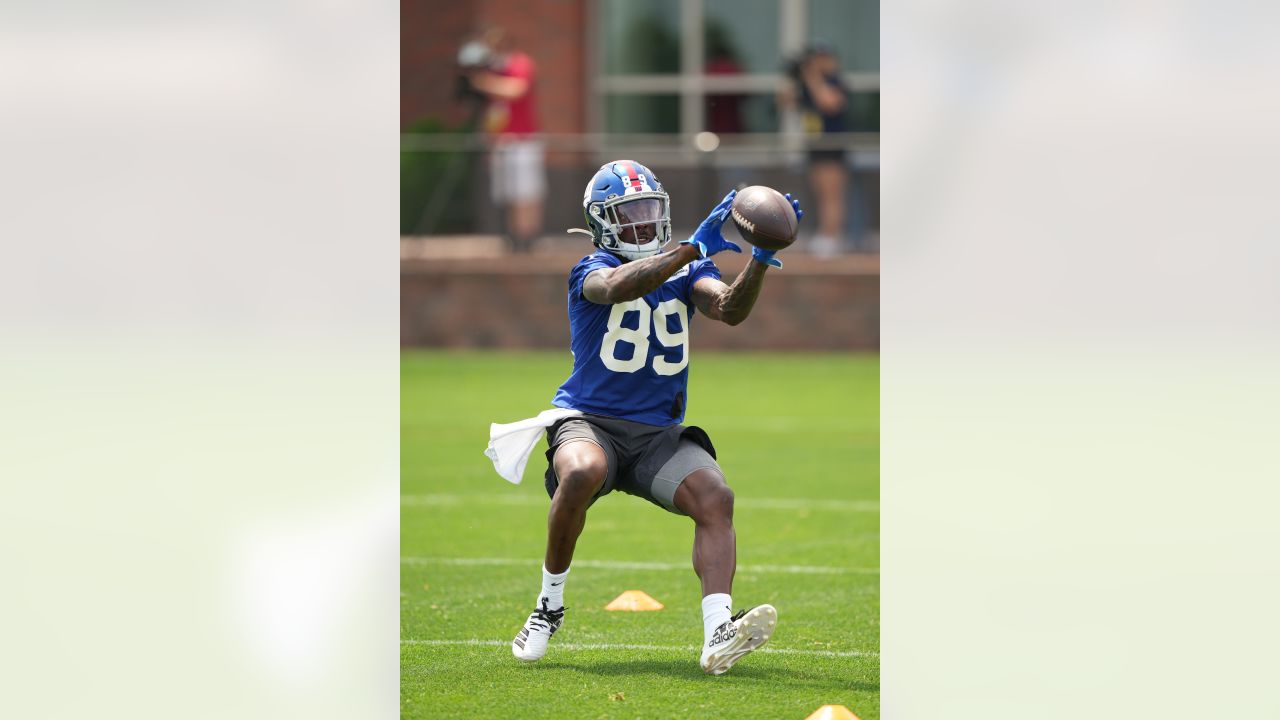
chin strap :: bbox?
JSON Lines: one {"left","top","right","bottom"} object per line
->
{"left": 566, "top": 228, "right": 594, "bottom": 237}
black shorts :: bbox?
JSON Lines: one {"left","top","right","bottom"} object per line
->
{"left": 807, "top": 147, "right": 847, "bottom": 165}
{"left": 543, "top": 413, "right": 720, "bottom": 515}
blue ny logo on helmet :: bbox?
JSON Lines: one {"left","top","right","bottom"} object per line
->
{"left": 570, "top": 160, "right": 672, "bottom": 262}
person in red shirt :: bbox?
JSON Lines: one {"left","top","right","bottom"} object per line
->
{"left": 468, "top": 27, "right": 544, "bottom": 253}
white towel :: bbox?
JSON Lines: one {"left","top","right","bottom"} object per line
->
{"left": 484, "top": 408, "right": 584, "bottom": 485}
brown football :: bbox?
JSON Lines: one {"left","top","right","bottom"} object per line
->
{"left": 729, "top": 185, "right": 799, "bottom": 251}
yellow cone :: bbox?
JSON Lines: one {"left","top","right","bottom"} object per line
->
{"left": 803, "top": 705, "right": 860, "bottom": 720}
{"left": 604, "top": 590, "right": 664, "bottom": 611}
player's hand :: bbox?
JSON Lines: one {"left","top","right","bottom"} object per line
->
{"left": 785, "top": 192, "right": 804, "bottom": 224}
{"left": 751, "top": 193, "right": 803, "bottom": 269}
{"left": 680, "top": 190, "right": 742, "bottom": 259}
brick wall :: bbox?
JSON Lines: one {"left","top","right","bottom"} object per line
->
{"left": 401, "top": 0, "right": 586, "bottom": 137}
{"left": 401, "top": 1, "right": 476, "bottom": 129}
{"left": 401, "top": 252, "right": 879, "bottom": 350}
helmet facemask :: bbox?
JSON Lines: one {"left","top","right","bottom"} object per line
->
{"left": 591, "top": 193, "right": 671, "bottom": 262}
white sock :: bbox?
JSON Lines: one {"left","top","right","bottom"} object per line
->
{"left": 538, "top": 565, "right": 569, "bottom": 610}
{"left": 701, "top": 593, "right": 733, "bottom": 650}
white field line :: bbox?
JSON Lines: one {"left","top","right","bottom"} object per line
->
{"left": 402, "top": 638, "right": 877, "bottom": 659}
{"left": 401, "top": 493, "right": 878, "bottom": 513}
{"left": 401, "top": 556, "right": 879, "bottom": 575}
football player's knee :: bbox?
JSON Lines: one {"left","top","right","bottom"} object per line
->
{"left": 710, "top": 482, "right": 734, "bottom": 520}
{"left": 555, "top": 460, "right": 606, "bottom": 505}
{"left": 688, "top": 471, "right": 733, "bottom": 522}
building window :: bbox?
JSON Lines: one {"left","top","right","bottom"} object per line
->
{"left": 807, "top": 0, "right": 879, "bottom": 73}
{"left": 703, "top": 0, "right": 781, "bottom": 76}
{"left": 604, "top": 94, "right": 681, "bottom": 134}
{"left": 594, "top": 0, "right": 878, "bottom": 147}
{"left": 601, "top": 0, "right": 682, "bottom": 75}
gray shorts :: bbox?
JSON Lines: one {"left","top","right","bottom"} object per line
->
{"left": 543, "top": 414, "right": 722, "bottom": 515}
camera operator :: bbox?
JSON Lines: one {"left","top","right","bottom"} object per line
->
{"left": 463, "top": 27, "right": 544, "bottom": 254}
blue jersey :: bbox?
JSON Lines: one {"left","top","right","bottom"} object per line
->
{"left": 552, "top": 251, "right": 722, "bottom": 426}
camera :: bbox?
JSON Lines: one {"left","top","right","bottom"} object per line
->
{"left": 455, "top": 40, "right": 494, "bottom": 103}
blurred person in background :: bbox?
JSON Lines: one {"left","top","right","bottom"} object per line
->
{"left": 703, "top": 21, "right": 754, "bottom": 196}
{"left": 781, "top": 44, "right": 850, "bottom": 257}
{"left": 466, "top": 27, "right": 544, "bottom": 253}
{"left": 704, "top": 22, "right": 745, "bottom": 136}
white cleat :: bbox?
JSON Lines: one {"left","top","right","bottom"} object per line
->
{"left": 700, "top": 604, "right": 777, "bottom": 675}
{"left": 512, "top": 599, "right": 565, "bottom": 662}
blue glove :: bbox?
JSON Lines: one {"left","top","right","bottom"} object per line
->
{"left": 680, "top": 190, "right": 742, "bottom": 259}
{"left": 751, "top": 193, "right": 804, "bottom": 269}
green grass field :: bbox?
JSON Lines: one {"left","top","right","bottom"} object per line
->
{"left": 402, "top": 351, "right": 879, "bottom": 719}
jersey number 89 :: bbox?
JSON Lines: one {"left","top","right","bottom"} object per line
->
{"left": 599, "top": 298, "right": 688, "bottom": 376}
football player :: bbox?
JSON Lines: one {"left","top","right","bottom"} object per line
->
{"left": 506, "top": 160, "right": 802, "bottom": 675}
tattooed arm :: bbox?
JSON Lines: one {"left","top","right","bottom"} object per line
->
{"left": 582, "top": 245, "right": 702, "bottom": 304}
{"left": 689, "top": 258, "right": 770, "bottom": 326}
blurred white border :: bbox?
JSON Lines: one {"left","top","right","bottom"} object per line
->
{"left": 883, "top": 1, "right": 1280, "bottom": 717}
{"left": 0, "top": 2, "right": 398, "bottom": 717}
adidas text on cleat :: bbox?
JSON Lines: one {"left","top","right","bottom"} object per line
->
{"left": 700, "top": 604, "right": 777, "bottom": 675}
{"left": 512, "top": 599, "right": 565, "bottom": 662}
